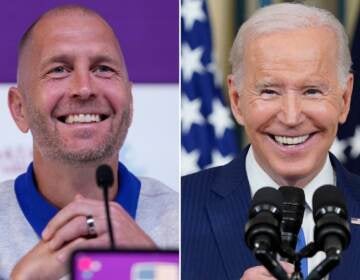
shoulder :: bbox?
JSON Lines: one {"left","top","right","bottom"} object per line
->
{"left": 181, "top": 167, "right": 223, "bottom": 209}
{"left": 137, "top": 177, "right": 178, "bottom": 214}
{"left": 182, "top": 156, "right": 244, "bottom": 194}
{"left": 345, "top": 170, "right": 360, "bottom": 184}
{"left": 0, "top": 179, "right": 16, "bottom": 201}
{"left": 138, "top": 177, "right": 178, "bottom": 207}
{"left": 138, "top": 177, "right": 178, "bottom": 211}
{"left": 139, "top": 177, "right": 177, "bottom": 196}
{"left": 136, "top": 177, "right": 178, "bottom": 249}
{"left": 0, "top": 179, "right": 15, "bottom": 188}
{"left": 330, "top": 153, "right": 360, "bottom": 200}
{"left": 0, "top": 180, "right": 19, "bottom": 217}
{"left": 182, "top": 165, "right": 223, "bottom": 189}
{"left": 0, "top": 180, "right": 39, "bottom": 278}
{"left": 341, "top": 169, "right": 360, "bottom": 201}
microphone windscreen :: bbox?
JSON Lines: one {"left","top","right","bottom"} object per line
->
{"left": 96, "top": 164, "right": 114, "bottom": 188}
{"left": 313, "top": 185, "right": 347, "bottom": 216}
{"left": 279, "top": 186, "right": 305, "bottom": 205}
{"left": 278, "top": 186, "right": 305, "bottom": 253}
{"left": 251, "top": 187, "right": 282, "bottom": 209}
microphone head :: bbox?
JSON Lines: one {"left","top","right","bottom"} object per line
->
{"left": 250, "top": 187, "right": 282, "bottom": 218}
{"left": 313, "top": 185, "right": 347, "bottom": 219}
{"left": 313, "top": 185, "right": 350, "bottom": 253}
{"left": 96, "top": 164, "right": 114, "bottom": 189}
{"left": 280, "top": 186, "right": 305, "bottom": 205}
{"left": 245, "top": 187, "right": 283, "bottom": 252}
{"left": 279, "top": 186, "right": 305, "bottom": 254}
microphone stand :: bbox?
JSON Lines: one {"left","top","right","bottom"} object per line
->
{"left": 255, "top": 246, "right": 289, "bottom": 280}
{"left": 306, "top": 248, "right": 341, "bottom": 280}
{"left": 290, "top": 242, "right": 317, "bottom": 280}
{"left": 282, "top": 241, "right": 341, "bottom": 280}
{"left": 102, "top": 184, "right": 116, "bottom": 250}
{"left": 96, "top": 164, "right": 116, "bottom": 250}
{"left": 254, "top": 234, "right": 289, "bottom": 280}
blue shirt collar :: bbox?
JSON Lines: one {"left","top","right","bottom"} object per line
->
{"left": 14, "top": 162, "right": 141, "bottom": 238}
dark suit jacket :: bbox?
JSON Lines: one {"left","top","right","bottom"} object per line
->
{"left": 182, "top": 147, "right": 360, "bottom": 279}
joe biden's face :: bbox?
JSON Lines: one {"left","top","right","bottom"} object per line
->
{"left": 229, "top": 26, "right": 353, "bottom": 187}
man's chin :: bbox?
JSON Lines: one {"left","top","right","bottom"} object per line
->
{"left": 43, "top": 146, "right": 118, "bottom": 165}
{"left": 272, "top": 169, "right": 315, "bottom": 187}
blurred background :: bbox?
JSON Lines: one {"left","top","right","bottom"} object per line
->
{"left": 0, "top": 0, "right": 179, "bottom": 190}
{"left": 181, "top": 0, "right": 360, "bottom": 176}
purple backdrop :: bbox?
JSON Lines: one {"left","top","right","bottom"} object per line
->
{"left": 0, "top": 0, "right": 178, "bottom": 83}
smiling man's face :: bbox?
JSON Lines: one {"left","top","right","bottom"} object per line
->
{"left": 12, "top": 10, "right": 132, "bottom": 164}
{"left": 229, "top": 26, "right": 353, "bottom": 187}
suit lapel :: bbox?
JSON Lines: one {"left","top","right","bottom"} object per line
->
{"left": 205, "top": 151, "right": 360, "bottom": 279}
{"left": 206, "top": 148, "right": 258, "bottom": 279}
{"left": 204, "top": 151, "right": 360, "bottom": 279}
{"left": 329, "top": 154, "right": 360, "bottom": 279}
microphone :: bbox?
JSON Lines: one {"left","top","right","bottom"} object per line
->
{"left": 96, "top": 164, "right": 116, "bottom": 249}
{"left": 245, "top": 187, "right": 288, "bottom": 280}
{"left": 312, "top": 185, "right": 350, "bottom": 254}
{"left": 279, "top": 186, "right": 305, "bottom": 262}
{"left": 307, "top": 185, "right": 351, "bottom": 280}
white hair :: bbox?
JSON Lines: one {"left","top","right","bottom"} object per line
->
{"left": 229, "top": 3, "right": 352, "bottom": 89}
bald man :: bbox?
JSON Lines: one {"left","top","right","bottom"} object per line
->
{"left": 0, "top": 5, "right": 178, "bottom": 279}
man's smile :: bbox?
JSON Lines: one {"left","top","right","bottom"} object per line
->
{"left": 271, "top": 134, "right": 311, "bottom": 146}
{"left": 57, "top": 113, "right": 110, "bottom": 124}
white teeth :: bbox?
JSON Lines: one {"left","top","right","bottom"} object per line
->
{"left": 274, "top": 135, "right": 309, "bottom": 145}
{"left": 64, "top": 114, "right": 101, "bottom": 124}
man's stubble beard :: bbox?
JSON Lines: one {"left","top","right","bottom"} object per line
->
{"left": 27, "top": 105, "right": 132, "bottom": 165}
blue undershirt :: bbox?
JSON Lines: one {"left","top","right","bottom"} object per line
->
{"left": 14, "top": 162, "right": 141, "bottom": 237}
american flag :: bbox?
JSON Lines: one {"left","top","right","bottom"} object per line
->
{"left": 331, "top": 12, "right": 360, "bottom": 176}
{"left": 181, "top": 0, "right": 239, "bottom": 175}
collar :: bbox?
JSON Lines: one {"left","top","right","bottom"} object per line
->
{"left": 246, "top": 146, "right": 336, "bottom": 210}
{"left": 14, "top": 162, "right": 141, "bottom": 238}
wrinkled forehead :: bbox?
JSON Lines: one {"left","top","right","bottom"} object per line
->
{"left": 240, "top": 27, "right": 340, "bottom": 89}
{"left": 244, "top": 27, "right": 338, "bottom": 69}
{"left": 18, "top": 10, "right": 128, "bottom": 83}
{"left": 31, "top": 11, "right": 120, "bottom": 53}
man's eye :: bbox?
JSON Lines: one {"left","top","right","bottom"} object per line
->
{"left": 94, "top": 65, "right": 116, "bottom": 78}
{"left": 53, "top": 66, "right": 65, "bottom": 72}
{"left": 96, "top": 65, "right": 114, "bottom": 73}
{"left": 305, "top": 89, "right": 322, "bottom": 95}
{"left": 260, "top": 89, "right": 278, "bottom": 95}
{"left": 46, "top": 66, "right": 69, "bottom": 78}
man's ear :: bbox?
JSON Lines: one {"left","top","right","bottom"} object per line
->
{"left": 228, "top": 74, "right": 245, "bottom": 125}
{"left": 127, "top": 81, "right": 134, "bottom": 126}
{"left": 339, "top": 73, "right": 354, "bottom": 124}
{"left": 8, "top": 87, "right": 30, "bottom": 133}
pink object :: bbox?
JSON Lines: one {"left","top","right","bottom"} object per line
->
{"left": 78, "top": 257, "right": 93, "bottom": 271}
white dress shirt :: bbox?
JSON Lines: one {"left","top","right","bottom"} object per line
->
{"left": 246, "top": 146, "right": 335, "bottom": 279}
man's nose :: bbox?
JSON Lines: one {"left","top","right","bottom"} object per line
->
{"left": 70, "top": 69, "right": 95, "bottom": 99}
{"left": 278, "top": 93, "right": 305, "bottom": 126}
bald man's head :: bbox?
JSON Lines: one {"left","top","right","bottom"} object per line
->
{"left": 17, "top": 5, "right": 128, "bottom": 90}
{"left": 19, "top": 5, "right": 99, "bottom": 53}
{"left": 9, "top": 4, "right": 133, "bottom": 164}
